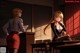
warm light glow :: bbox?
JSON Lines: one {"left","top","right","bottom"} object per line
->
{"left": 35, "top": 24, "right": 52, "bottom": 41}
{"left": 26, "top": 24, "right": 52, "bottom": 41}
{"left": 32, "top": 26, "right": 35, "bottom": 32}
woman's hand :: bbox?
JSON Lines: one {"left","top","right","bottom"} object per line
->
{"left": 64, "top": 31, "right": 67, "bottom": 35}
{"left": 62, "top": 31, "right": 72, "bottom": 40}
{"left": 62, "top": 31, "right": 67, "bottom": 36}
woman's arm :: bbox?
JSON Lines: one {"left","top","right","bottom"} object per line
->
{"left": 2, "top": 22, "right": 9, "bottom": 35}
{"left": 18, "top": 18, "right": 25, "bottom": 32}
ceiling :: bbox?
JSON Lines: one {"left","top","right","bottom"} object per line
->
{"left": 8, "top": 0, "right": 53, "bottom": 7}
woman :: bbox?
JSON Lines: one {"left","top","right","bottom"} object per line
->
{"left": 44, "top": 11, "right": 72, "bottom": 41}
{"left": 3, "top": 8, "right": 25, "bottom": 53}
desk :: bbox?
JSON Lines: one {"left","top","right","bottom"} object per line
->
{"left": 31, "top": 40, "right": 80, "bottom": 53}
{"left": 18, "top": 32, "right": 35, "bottom": 53}
{"left": 50, "top": 40, "right": 80, "bottom": 53}
{"left": 56, "top": 43, "right": 80, "bottom": 53}
{"left": 31, "top": 43, "right": 50, "bottom": 53}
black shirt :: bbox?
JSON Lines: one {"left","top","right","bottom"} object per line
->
{"left": 51, "top": 22, "right": 66, "bottom": 38}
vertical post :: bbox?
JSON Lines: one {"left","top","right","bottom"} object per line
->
{"left": 31, "top": 5, "right": 35, "bottom": 32}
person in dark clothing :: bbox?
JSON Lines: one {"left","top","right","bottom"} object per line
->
{"left": 44, "top": 11, "right": 72, "bottom": 41}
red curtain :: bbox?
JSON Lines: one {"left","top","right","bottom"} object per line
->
{"left": 65, "top": 3, "right": 80, "bottom": 38}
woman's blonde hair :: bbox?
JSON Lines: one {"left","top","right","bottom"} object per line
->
{"left": 54, "top": 11, "right": 63, "bottom": 18}
{"left": 47, "top": 11, "right": 64, "bottom": 24}
{"left": 44, "top": 11, "right": 64, "bottom": 34}
{"left": 54, "top": 11, "right": 64, "bottom": 24}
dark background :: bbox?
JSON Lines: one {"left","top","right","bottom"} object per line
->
{"left": 0, "top": 0, "right": 52, "bottom": 38}
{"left": 0, "top": 0, "right": 80, "bottom": 45}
